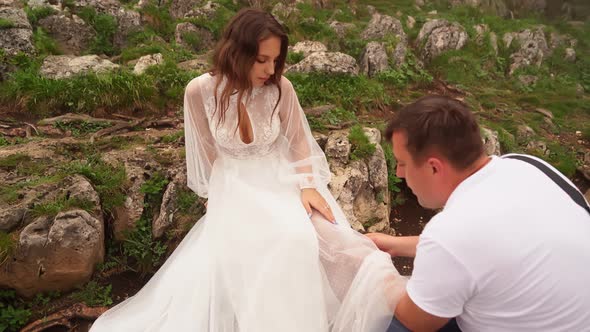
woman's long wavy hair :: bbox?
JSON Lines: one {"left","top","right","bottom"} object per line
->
{"left": 210, "top": 8, "right": 288, "bottom": 127}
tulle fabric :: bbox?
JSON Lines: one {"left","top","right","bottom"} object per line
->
{"left": 90, "top": 151, "right": 406, "bottom": 331}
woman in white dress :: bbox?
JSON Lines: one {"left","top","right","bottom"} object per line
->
{"left": 90, "top": 8, "right": 406, "bottom": 332}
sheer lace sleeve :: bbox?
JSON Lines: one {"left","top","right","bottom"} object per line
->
{"left": 184, "top": 76, "right": 217, "bottom": 198}
{"left": 277, "top": 77, "right": 331, "bottom": 189}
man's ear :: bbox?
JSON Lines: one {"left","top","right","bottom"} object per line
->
{"left": 428, "top": 157, "right": 443, "bottom": 175}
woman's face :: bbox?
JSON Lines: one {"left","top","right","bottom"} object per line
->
{"left": 249, "top": 36, "right": 281, "bottom": 87}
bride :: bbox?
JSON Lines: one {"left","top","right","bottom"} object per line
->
{"left": 90, "top": 8, "right": 406, "bottom": 332}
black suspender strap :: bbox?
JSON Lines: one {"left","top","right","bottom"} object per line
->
{"left": 503, "top": 154, "right": 590, "bottom": 215}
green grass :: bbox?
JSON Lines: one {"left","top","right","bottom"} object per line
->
{"left": 0, "top": 18, "right": 14, "bottom": 29}
{"left": 0, "top": 232, "right": 15, "bottom": 266}
{"left": 138, "top": 4, "right": 176, "bottom": 40}
{"left": 24, "top": 6, "right": 57, "bottom": 26}
{"left": 70, "top": 281, "right": 113, "bottom": 307}
{"left": 77, "top": 7, "right": 118, "bottom": 55}
{"left": 31, "top": 196, "right": 95, "bottom": 218}
{"left": 308, "top": 107, "right": 357, "bottom": 131}
{"left": 160, "top": 130, "right": 184, "bottom": 144}
{"left": 348, "top": 125, "right": 376, "bottom": 161}
{"left": 185, "top": 4, "right": 236, "bottom": 40}
{"left": 33, "top": 27, "right": 61, "bottom": 55}
{"left": 62, "top": 156, "right": 127, "bottom": 214}
{"left": 53, "top": 120, "right": 112, "bottom": 136}
{"left": 287, "top": 72, "right": 388, "bottom": 111}
{"left": 377, "top": 52, "right": 433, "bottom": 88}
{"left": 286, "top": 51, "right": 305, "bottom": 65}
{"left": 0, "top": 154, "right": 51, "bottom": 176}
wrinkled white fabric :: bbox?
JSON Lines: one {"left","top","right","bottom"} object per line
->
{"left": 90, "top": 74, "right": 406, "bottom": 332}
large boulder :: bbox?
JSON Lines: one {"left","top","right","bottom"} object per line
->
{"left": 417, "top": 19, "right": 469, "bottom": 62}
{"left": 133, "top": 53, "right": 164, "bottom": 75}
{"left": 38, "top": 14, "right": 95, "bottom": 55}
{"left": 325, "top": 128, "right": 391, "bottom": 233}
{"left": 361, "top": 13, "right": 405, "bottom": 40}
{"left": 359, "top": 41, "right": 389, "bottom": 77}
{"left": 290, "top": 40, "right": 328, "bottom": 57}
{"left": 287, "top": 51, "right": 359, "bottom": 75}
{"left": 0, "top": 7, "right": 34, "bottom": 57}
{"left": 0, "top": 209, "right": 104, "bottom": 297}
{"left": 0, "top": 173, "right": 104, "bottom": 297}
{"left": 40, "top": 55, "right": 120, "bottom": 79}
{"left": 503, "top": 27, "right": 550, "bottom": 75}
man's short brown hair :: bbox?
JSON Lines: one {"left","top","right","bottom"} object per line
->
{"left": 385, "top": 95, "right": 484, "bottom": 170}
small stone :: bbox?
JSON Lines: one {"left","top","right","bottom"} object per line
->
{"left": 576, "top": 131, "right": 582, "bottom": 138}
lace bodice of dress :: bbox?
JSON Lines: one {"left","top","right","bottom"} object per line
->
{"left": 201, "top": 75, "right": 281, "bottom": 159}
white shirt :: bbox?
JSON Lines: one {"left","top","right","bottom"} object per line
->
{"left": 407, "top": 155, "right": 590, "bottom": 331}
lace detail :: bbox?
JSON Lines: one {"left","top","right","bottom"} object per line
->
{"left": 202, "top": 75, "right": 281, "bottom": 160}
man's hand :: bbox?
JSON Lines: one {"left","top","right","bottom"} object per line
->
{"left": 301, "top": 188, "right": 335, "bottom": 223}
{"left": 365, "top": 233, "right": 419, "bottom": 258}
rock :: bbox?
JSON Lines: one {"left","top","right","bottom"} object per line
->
{"left": 113, "top": 8, "right": 142, "bottom": 49}
{"left": 313, "top": 132, "right": 329, "bottom": 150}
{"left": 474, "top": 23, "right": 488, "bottom": 45}
{"left": 75, "top": 0, "right": 120, "bottom": 16}
{"left": 40, "top": 55, "right": 119, "bottom": 79}
{"left": 0, "top": 208, "right": 26, "bottom": 232}
{"left": 585, "top": 189, "right": 590, "bottom": 204}
{"left": 178, "top": 57, "right": 209, "bottom": 72}
{"left": 417, "top": 19, "right": 468, "bottom": 62}
{"left": 407, "top": 15, "right": 416, "bottom": 29}
{"left": 67, "top": 175, "right": 102, "bottom": 217}
{"left": 516, "top": 125, "right": 535, "bottom": 143}
{"left": 133, "top": 53, "right": 164, "bottom": 75}
{"left": 489, "top": 31, "right": 498, "bottom": 54}
{"left": 535, "top": 108, "right": 553, "bottom": 119}
{"left": 290, "top": 41, "right": 327, "bottom": 57}
{"left": 325, "top": 128, "right": 391, "bottom": 233}
{"left": 361, "top": 13, "right": 405, "bottom": 41}
{"left": 184, "top": 0, "right": 219, "bottom": 19}
{"left": 111, "top": 164, "right": 146, "bottom": 241}
{"left": 564, "top": 48, "right": 576, "bottom": 62}
{"left": 518, "top": 75, "right": 538, "bottom": 86}
{"left": 152, "top": 181, "right": 176, "bottom": 239}
{"left": 287, "top": 52, "right": 359, "bottom": 75}
{"left": 0, "top": 7, "right": 31, "bottom": 29}
{"left": 169, "top": 0, "right": 200, "bottom": 19}
{"left": 324, "top": 130, "right": 351, "bottom": 167}
{"left": 329, "top": 21, "right": 354, "bottom": 38}
{"left": 549, "top": 31, "right": 577, "bottom": 50}
{"left": 0, "top": 209, "right": 104, "bottom": 297}
{"left": 0, "top": 8, "right": 34, "bottom": 58}
{"left": 39, "top": 14, "right": 95, "bottom": 55}
{"left": 271, "top": 2, "right": 299, "bottom": 21}
{"left": 360, "top": 41, "right": 389, "bottom": 77}
{"left": 503, "top": 27, "right": 549, "bottom": 75}
{"left": 526, "top": 140, "right": 549, "bottom": 156}
{"left": 481, "top": 127, "right": 501, "bottom": 156}
{"left": 447, "top": 0, "right": 509, "bottom": 17}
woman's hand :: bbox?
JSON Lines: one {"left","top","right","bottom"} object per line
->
{"left": 301, "top": 188, "right": 335, "bottom": 223}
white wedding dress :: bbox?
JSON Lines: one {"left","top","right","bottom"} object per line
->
{"left": 89, "top": 74, "right": 406, "bottom": 332}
